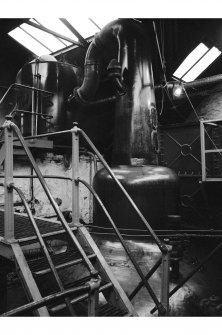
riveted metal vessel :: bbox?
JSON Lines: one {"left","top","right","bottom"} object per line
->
{"left": 92, "top": 19, "right": 180, "bottom": 230}
{"left": 15, "top": 58, "right": 78, "bottom": 136}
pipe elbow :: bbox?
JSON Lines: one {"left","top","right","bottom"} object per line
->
{"left": 69, "top": 39, "right": 100, "bottom": 105}
{"left": 69, "top": 20, "right": 140, "bottom": 106}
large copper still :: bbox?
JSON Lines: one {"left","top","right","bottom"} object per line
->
{"left": 79, "top": 19, "right": 180, "bottom": 230}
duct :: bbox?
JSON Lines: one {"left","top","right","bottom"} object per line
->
{"left": 69, "top": 40, "right": 100, "bottom": 104}
{"left": 68, "top": 19, "right": 130, "bottom": 105}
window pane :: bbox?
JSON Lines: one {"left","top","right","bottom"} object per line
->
{"left": 8, "top": 27, "right": 50, "bottom": 56}
{"left": 35, "top": 18, "right": 77, "bottom": 44}
{"left": 30, "top": 19, "right": 69, "bottom": 47}
{"left": 66, "top": 18, "right": 99, "bottom": 38}
{"left": 182, "top": 46, "right": 221, "bottom": 82}
{"left": 173, "top": 43, "right": 209, "bottom": 79}
{"left": 20, "top": 23, "right": 67, "bottom": 52}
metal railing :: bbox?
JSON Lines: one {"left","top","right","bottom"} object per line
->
{"left": 0, "top": 83, "right": 54, "bottom": 139}
{"left": 1, "top": 117, "right": 171, "bottom": 315}
{"left": 2, "top": 117, "right": 99, "bottom": 279}
{"left": 1, "top": 281, "right": 100, "bottom": 316}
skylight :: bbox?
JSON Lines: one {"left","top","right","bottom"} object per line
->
{"left": 20, "top": 23, "right": 67, "bottom": 52}
{"left": 8, "top": 18, "right": 117, "bottom": 57}
{"left": 182, "top": 47, "right": 222, "bottom": 82}
{"left": 65, "top": 18, "right": 98, "bottom": 38}
{"left": 34, "top": 18, "right": 77, "bottom": 43}
{"left": 173, "top": 43, "right": 221, "bottom": 82}
{"left": 8, "top": 27, "right": 51, "bottom": 56}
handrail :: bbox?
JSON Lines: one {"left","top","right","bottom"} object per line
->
{"left": 78, "top": 128, "right": 168, "bottom": 255}
{"left": 1, "top": 119, "right": 170, "bottom": 315}
{"left": 1, "top": 284, "right": 91, "bottom": 316}
{"left": 78, "top": 178, "right": 165, "bottom": 315}
{"left": 11, "top": 184, "right": 76, "bottom": 316}
{"left": 8, "top": 120, "right": 98, "bottom": 278}
{"left": 0, "top": 83, "right": 53, "bottom": 106}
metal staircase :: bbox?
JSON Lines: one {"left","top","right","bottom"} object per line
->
{"left": 0, "top": 209, "right": 134, "bottom": 316}
{"left": 0, "top": 116, "right": 170, "bottom": 316}
{"left": 0, "top": 117, "right": 136, "bottom": 316}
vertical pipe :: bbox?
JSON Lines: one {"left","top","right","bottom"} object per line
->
{"left": 4, "top": 119, "right": 14, "bottom": 240}
{"left": 72, "top": 123, "right": 80, "bottom": 225}
{"left": 200, "top": 120, "right": 206, "bottom": 181}
{"left": 31, "top": 78, "right": 35, "bottom": 138}
{"left": 31, "top": 60, "right": 39, "bottom": 139}
{"left": 35, "top": 61, "right": 40, "bottom": 136}
{"left": 160, "top": 248, "right": 170, "bottom": 316}
{"left": 89, "top": 156, "right": 93, "bottom": 223}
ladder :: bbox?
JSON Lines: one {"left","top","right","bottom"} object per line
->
{"left": 0, "top": 117, "right": 136, "bottom": 316}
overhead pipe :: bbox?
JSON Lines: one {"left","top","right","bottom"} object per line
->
{"left": 155, "top": 74, "right": 222, "bottom": 99}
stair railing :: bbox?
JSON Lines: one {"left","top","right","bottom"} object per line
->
{"left": 1, "top": 117, "right": 170, "bottom": 316}
{"left": 1, "top": 281, "right": 100, "bottom": 316}
{"left": 2, "top": 116, "right": 98, "bottom": 280}
{"left": 73, "top": 124, "right": 170, "bottom": 316}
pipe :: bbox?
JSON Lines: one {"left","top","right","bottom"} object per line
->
{"left": 155, "top": 74, "right": 222, "bottom": 96}
{"left": 69, "top": 19, "right": 134, "bottom": 105}
{"left": 69, "top": 39, "right": 100, "bottom": 104}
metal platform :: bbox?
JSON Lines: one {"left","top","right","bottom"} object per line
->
{"left": 0, "top": 209, "right": 76, "bottom": 240}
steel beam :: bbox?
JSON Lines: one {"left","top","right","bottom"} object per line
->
{"left": 4, "top": 121, "right": 14, "bottom": 240}
{"left": 72, "top": 123, "right": 80, "bottom": 225}
{"left": 26, "top": 20, "right": 86, "bottom": 48}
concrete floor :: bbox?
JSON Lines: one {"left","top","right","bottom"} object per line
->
{"left": 94, "top": 235, "right": 222, "bottom": 316}
{"left": 4, "top": 234, "right": 222, "bottom": 316}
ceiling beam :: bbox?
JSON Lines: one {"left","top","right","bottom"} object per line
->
{"left": 59, "top": 18, "right": 88, "bottom": 47}
{"left": 26, "top": 20, "right": 87, "bottom": 48}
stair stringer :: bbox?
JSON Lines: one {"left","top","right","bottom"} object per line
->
{"left": 11, "top": 241, "right": 49, "bottom": 316}
{"left": 76, "top": 226, "right": 138, "bottom": 316}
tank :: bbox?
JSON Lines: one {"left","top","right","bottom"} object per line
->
{"left": 94, "top": 165, "right": 179, "bottom": 230}
{"left": 92, "top": 19, "right": 180, "bottom": 230}
{"left": 15, "top": 56, "right": 79, "bottom": 137}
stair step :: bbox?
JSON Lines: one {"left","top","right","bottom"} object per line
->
{"left": 27, "top": 249, "right": 96, "bottom": 276}
{"left": 0, "top": 209, "right": 77, "bottom": 240}
{"left": 99, "top": 303, "right": 128, "bottom": 316}
{"left": 18, "top": 226, "right": 77, "bottom": 244}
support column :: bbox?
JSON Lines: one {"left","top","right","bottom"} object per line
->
{"left": 160, "top": 247, "right": 171, "bottom": 316}
{"left": 72, "top": 122, "right": 80, "bottom": 225}
{"left": 200, "top": 120, "right": 206, "bottom": 181}
{"left": 4, "top": 119, "right": 14, "bottom": 240}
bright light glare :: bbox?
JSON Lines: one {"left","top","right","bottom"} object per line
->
{"left": 173, "top": 86, "right": 183, "bottom": 97}
{"left": 182, "top": 46, "right": 221, "bottom": 82}
{"left": 8, "top": 27, "right": 51, "bottom": 56}
{"left": 20, "top": 23, "right": 66, "bottom": 52}
{"left": 35, "top": 18, "right": 76, "bottom": 44}
{"left": 173, "top": 43, "right": 209, "bottom": 79}
{"left": 66, "top": 18, "right": 99, "bottom": 38}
